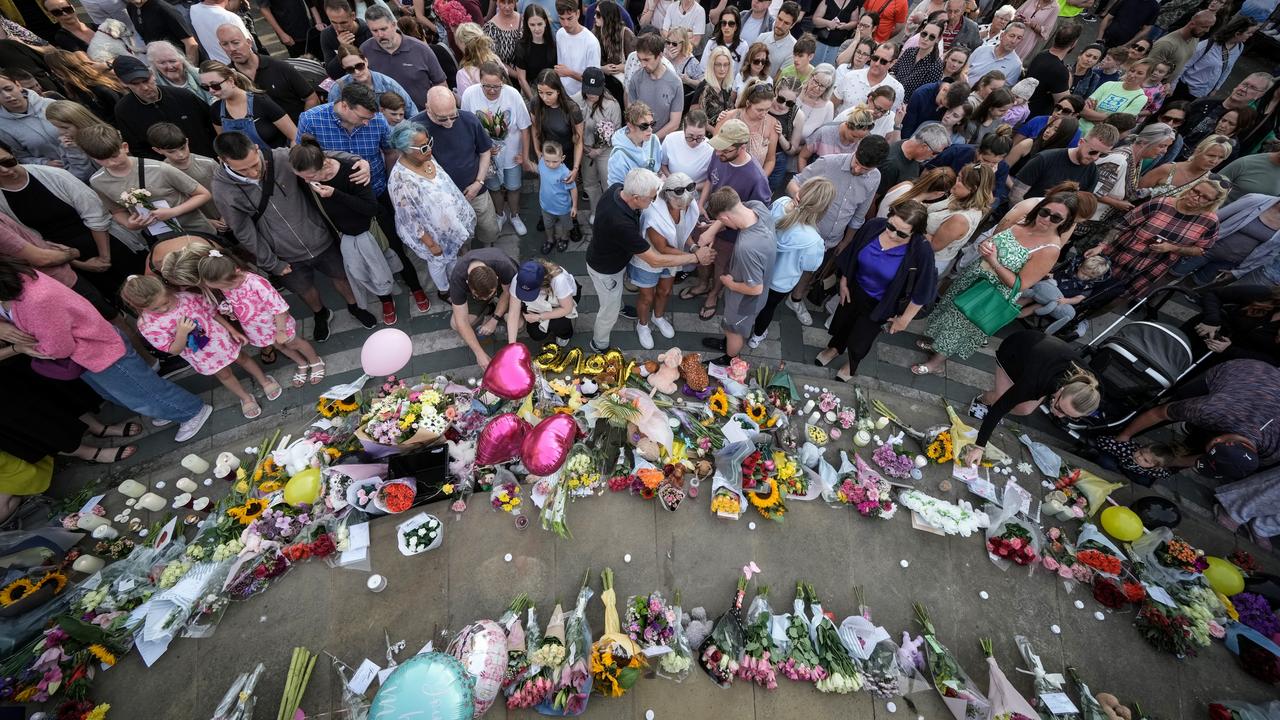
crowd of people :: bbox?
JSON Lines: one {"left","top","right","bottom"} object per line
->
{"left": 2, "top": 0, "right": 1280, "bottom": 541}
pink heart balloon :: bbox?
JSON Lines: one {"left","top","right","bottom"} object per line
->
{"left": 481, "top": 343, "right": 536, "bottom": 400}
{"left": 475, "top": 413, "right": 530, "bottom": 466}
{"left": 522, "top": 414, "right": 579, "bottom": 476}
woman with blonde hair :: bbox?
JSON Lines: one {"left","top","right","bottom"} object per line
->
{"left": 749, "top": 176, "right": 837, "bottom": 348}
{"left": 199, "top": 61, "right": 296, "bottom": 150}
{"left": 45, "top": 100, "right": 108, "bottom": 157}
{"left": 664, "top": 25, "right": 704, "bottom": 102}
{"left": 878, "top": 166, "right": 956, "bottom": 217}
{"left": 455, "top": 22, "right": 501, "bottom": 93}
{"left": 44, "top": 50, "right": 124, "bottom": 123}
{"left": 146, "top": 40, "right": 209, "bottom": 102}
{"left": 1138, "top": 133, "right": 1232, "bottom": 201}
{"left": 695, "top": 45, "right": 738, "bottom": 129}
{"left": 926, "top": 163, "right": 995, "bottom": 276}
{"left": 716, "top": 80, "right": 781, "bottom": 176}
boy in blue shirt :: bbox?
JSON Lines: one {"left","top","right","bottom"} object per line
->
{"left": 538, "top": 141, "right": 578, "bottom": 254}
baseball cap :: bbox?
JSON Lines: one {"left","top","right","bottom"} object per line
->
{"left": 514, "top": 260, "right": 546, "bottom": 303}
{"left": 112, "top": 55, "right": 152, "bottom": 84}
{"left": 581, "top": 67, "right": 605, "bottom": 97}
{"left": 708, "top": 119, "right": 750, "bottom": 150}
{"left": 1195, "top": 438, "right": 1259, "bottom": 481}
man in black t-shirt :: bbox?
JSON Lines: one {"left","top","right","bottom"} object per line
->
{"left": 448, "top": 247, "right": 519, "bottom": 369}
{"left": 126, "top": 0, "right": 199, "bottom": 63}
{"left": 585, "top": 169, "right": 715, "bottom": 352}
{"left": 111, "top": 56, "right": 214, "bottom": 159}
{"left": 259, "top": 0, "right": 322, "bottom": 58}
{"left": 1011, "top": 123, "right": 1118, "bottom": 203}
{"left": 218, "top": 24, "right": 319, "bottom": 120}
{"left": 320, "top": 0, "right": 373, "bottom": 77}
{"left": 1024, "top": 22, "right": 1080, "bottom": 119}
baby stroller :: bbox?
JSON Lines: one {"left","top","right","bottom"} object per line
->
{"left": 1051, "top": 287, "right": 1214, "bottom": 439}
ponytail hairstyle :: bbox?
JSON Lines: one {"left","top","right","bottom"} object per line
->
{"left": 978, "top": 124, "right": 1015, "bottom": 157}
{"left": 120, "top": 274, "right": 170, "bottom": 312}
{"left": 1058, "top": 364, "right": 1101, "bottom": 416}
{"left": 777, "top": 176, "right": 835, "bottom": 233}
{"left": 289, "top": 134, "right": 328, "bottom": 173}
{"left": 890, "top": 166, "right": 956, "bottom": 209}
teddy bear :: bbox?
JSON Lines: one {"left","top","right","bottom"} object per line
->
{"left": 650, "top": 347, "right": 683, "bottom": 395}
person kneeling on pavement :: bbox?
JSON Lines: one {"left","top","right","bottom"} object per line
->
{"left": 507, "top": 259, "right": 579, "bottom": 347}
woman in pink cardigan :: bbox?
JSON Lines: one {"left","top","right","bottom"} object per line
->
{"left": 0, "top": 258, "right": 213, "bottom": 442}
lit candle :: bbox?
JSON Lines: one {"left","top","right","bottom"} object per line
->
{"left": 117, "top": 479, "right": 146, "bottom": 498}
{"left": 181, "top": 454, "right": 210, "bottom": 475}
{"left": 136, "top": 493, "right": 166, "bottom": 512}
{"left": 71, "top": 555, "right": 105, "bottom": 574}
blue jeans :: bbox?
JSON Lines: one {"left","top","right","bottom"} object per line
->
{"left": 768, "top": 158, "right": 790, "bottom": 194}
{"left": 815, "top": 42, "right": 842, "bottom": 67}
{"left": 81, "top": 335, "right": 204, "bottom": 423}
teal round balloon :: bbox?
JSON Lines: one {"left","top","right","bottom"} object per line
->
{"left": 370, "top": 652, "right": 475, "bottom": 720}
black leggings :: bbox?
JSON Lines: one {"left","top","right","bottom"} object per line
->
{"left": 751, "top": 288, "right": 790, "bottom": 338}
{"left": 377, "top": 192, "right": 425, "bottom": 292}
{"left": 527, "top": 316, "right": 575, "bottom": 341}
{"left": 824, "top": 284, "right": 884, "bottom": 375}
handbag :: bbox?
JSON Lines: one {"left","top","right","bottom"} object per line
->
{"left": 954, "top": 275, "right": 1021, "bottom": 336}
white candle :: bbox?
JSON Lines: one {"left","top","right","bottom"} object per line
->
{"left": 802, "top": 399, "right": 816, "bottom": 414}
{"left": 136, "top": 493, "right": 166, "bottom": 512}
{"left": 176, "top": 477, "right": 198, "bottom": 493}
{"left": 91, "top": 525, "right": 119, "bottom": 540}
{"left": 854, "top": 430, "right": 871, "bottom": 447}
{"left": 367, "top": 574, "right": 387, "bottom": 592}
{"left": 71, "top": 555, "right": 105, "bottom": 574}
{"left": 75, "top": 514, "right": 110, "bottom": 532}
{"left": 808, "top": 411, "right": 821, "bottom": 425}
{"left": 181, "top": 454, "right": 210, "bottom": 475}
{"left": 117, "top": 479, "right": 146, "bottom": 498}
{"left": 171, "top": 493, "right": 192, "bottom": 509}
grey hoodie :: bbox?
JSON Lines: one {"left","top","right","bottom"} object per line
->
{"left": 211, "top": 147, "right": 335, "bottom": 274}
{"left": 0, "top": 91, "right": 96, "bottom": 181}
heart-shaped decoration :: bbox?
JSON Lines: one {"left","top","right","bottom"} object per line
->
{"left": 521, "top": 413, "right": 579, "bottom": 475}
{"left": 481, "top": 342, "right": 536, "bottom": 400}
{"left": 475, "top": 413, "right": 531, "bottom": 466}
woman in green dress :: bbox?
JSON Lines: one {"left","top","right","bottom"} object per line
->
{"left": 911, "top": 191, "right": 1076, "bottom": 375}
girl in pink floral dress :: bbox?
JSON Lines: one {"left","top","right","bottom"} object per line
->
{"left": 193, "top": 250, "right": 325, "bottom": 389}
{"left": 122, "top": 276, "right": 281, "bottom": 419}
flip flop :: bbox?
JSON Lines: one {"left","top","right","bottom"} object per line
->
{"left": 91, "top": 421, "right": 142, "bottom": 438}
{"left": 911, "top": 363, "right": 940, "bottom": 376}
{"left": 680, "top": 284, "right": 710, "bottom": 300}
{"left": 698, "top": 304, "right": 717, "bottom": 321}
{"left": 241, "top": 398, "right": 262, "bottom": 419}
{"left": 261, "top": 377, "right": 283, "bottom": 401}
{"left": 85, "top": 445, "right": 138, "bottom": 464}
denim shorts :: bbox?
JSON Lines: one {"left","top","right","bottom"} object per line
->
{"left": 484, "top": 165, "right": 523, "bottom": 192}
{"left": 628, "top": 263, "right": 674, "bottom": 288}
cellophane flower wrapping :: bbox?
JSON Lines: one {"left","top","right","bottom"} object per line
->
{"left": 808, "top": 586, "right": 862, "bottom": 694}
{"left": 738, "top": 589, "right": 777, "bottom": 688}
{"left": 698, "top": 575, "right": 746, "bottom": 688}
{"left": 1208, "top": 700, "right": 1280, "bottom": 720}
{"left": 915, "top": 604, "right": 990, "bottom": 720}
{"left": 590, "top": 568, "right": 645, "bottom": 698}
{"left": 1074, "top": 523, "right": 1126, "bottom": 579}
{"left": 625, "top": 591, "right": 677, "bottom": 655}
{"left": 538, "top": 585, "right": 595, "bottom": 716}
{"left": 1129, "top": 527, "right": 1204, "bottom": 588}
{"left": 522, "top": 603, "right": 566, "bottom": 708}
{"left": 1013, "top": 635, "right": 1074, "bottom": 719}
{"left": 984, "top": 483, "right": 1042, "bottom": 572}
{"left": 507, "top": 607, "right": 547, "bottom": 708}
{"left": 778, "top": 584, "right": 821, "bottom": 681}
{"left": 655, "top": 601, "right": 693, "bottom": 682}
{"left": 981, "top": 639, "right": 1038, "bottom": 720}
{"left": 838, "top": 609, "right": 905, "bottom": 699}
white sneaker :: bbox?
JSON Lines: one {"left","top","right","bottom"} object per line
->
{"left": 174, "top": 404, "right": 213, "bottom": 442}
{"left": 589, "top": 213, "right": 595, "bottom": 225}
{"left": 555, "top": 336, "right": 570, "bottom": 347}
{"left": 496, "top": 211, "right": 509, "bottom": 230}
{"left": 786, "top": 297, "right": 813, "bottom": 325}
{"left": 636, "top": 322, "right": 655, "bottom": 349}
{"left": 509, "top": 214, "right": 528, "bottom": 236}
{"left": 650, "top": 314, "right": 675, "bottom": 339}
{"left": 748, "top": 330, "right": 767, "bottom": 348}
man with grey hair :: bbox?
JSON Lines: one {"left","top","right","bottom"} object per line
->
{"left": 965, "top": 21, "right": 1025, "bottom": 84}
{"left": 586, "top": 168, "right": 716, "bottom": 351}
{"left": 360, "top": 5, "right": 445, "bottom": 108}
{"left": 1182, "top": 72, "right": 1276, "bottom": 143}
{"left": 875, "top": 122, "right": 949, "bottom": 204}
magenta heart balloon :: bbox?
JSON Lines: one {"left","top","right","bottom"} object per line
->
{"left": 475, "top": 413, "right": 530, "bottom": 466}
{"left": 481, "top": 343, "right": 536, "bottom": 400}
{"left": 522, "top": 414, "right": 579, "bottom": 476}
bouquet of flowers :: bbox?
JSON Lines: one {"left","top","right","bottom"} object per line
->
{"left": 399, "top": 515, "right": 441, "bottom": 553}
{"left": 1040, "top": 527, "right": 1092, "bottom": 584}
{"left": 899, "top": 490, "right": 989, "bottom": 537}
{"left": 491, "top": 479, "right": 522, "bottom": 514}
{"left": 1173, "top": 583, "right": 1227, "bottom": 648}
{"left": 985, "top": 501, "right": 1040, "bottom": 569}
{"left": 562, "top": 445, "right": 603, "bottom": 497}
{"left": 698, "top": 573, "right": 746, "bottom": 687}
{"left": 1014, "top": 635, "right": 1074, "bottom": 720}
{"left": 979, "top": 637, "right": 1038, "bottom": 720}
{"left": 357, "top": 377, "right": 451, "bottom": 450}
{"left": 475, "top": 108, "right": 509, "bottom": 143}
{"left": 1134, "top": 601, "right": 1198, "bottom": 657}
{"left": 518, "top": 604, "right": 564, "bottom": 708}
{"left": 1232, "top": 592, "right": 1280, "bottom": 638}
{"left": 1225, "top": 622, "right": 1280, "bottom": 685}
{"left": 836, "top": 455, "right": 897, "bottom": 518}
{"left": 738, "top": 586, "right": 777, "bottom": 688}
{"left": 506, "top": 606, "right": 547, "bottom": 708}
{"left": 590, "top": 568, "right": 646, "bottom": 697}
{"left": 1050, "top": 466, "right": 1124, "bottom": 517}
{"left": 743, "top": 389, "right": 778, "bottom": 429}
{"left": 541, "top": 576, "right": 594, "bottom": 716}
{"left": 779, "top": 582, "right": 820, "bottom": 681}
{"left": 119, "top": 187, "right": 178, "bottom": 234}
{"left": 808, "top": 584, "right": 862, "bottom": 694}
{"left": 838, "top": 588, "right": 906, "bottom": 699}
{"left": 432, "top": 0, "right": 470, "bottom": 27}
{"left": 1154, "top": 537, "right": 1207, "bottom": 574}
{"left": 225, "top": 550, "right": 291, "bottom": 601}
{"left": 592, "top": 120, "right": 615, "bottom": 149}
{"left": 914, "top": 603, "right": 989, "bottom": 720}
{"left": 746, "top": 474, "right": 786, "bottom": 522}
{"left": 1129, "top": 526, "right": 1206, "bottom": 587}
{"left": 1075, "top": 523, "right": 1126, "bottom": 578}
{"left": 625, "top": 590, "right": 677, "bottom": 653}
{"left": 872, "top": 436, "right": 915, "bottom": 479}
{"left": 926, "top": 430, "right": 955, "bottom": 464}
{"left": 1090, "top": 575, "right": 1146, "bottom": 610}
{"left": 657, "top": 592, "right": 694, "bottom": 681}
{"left": 773, "top": 451, "right": 807, "bottom": 497}
{"left": 539, "top": 476, "right": 572, "bottom": 538}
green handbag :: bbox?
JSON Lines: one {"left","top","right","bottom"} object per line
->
{"left": 954, "top": 275, "right": 1021, "bottom": 336}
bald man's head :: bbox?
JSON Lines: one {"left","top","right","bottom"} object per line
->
{"left": 425, "top": 87, "right": 460, "bottom": 126}
{"left": 1188, "top": 10, "right": 1216, "bottom": 37}
{"left": 217, "top": 23, "right": 254, "bottom": 63}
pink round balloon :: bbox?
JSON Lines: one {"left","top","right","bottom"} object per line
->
{"left": 522, "top": 414, "right": 579, "bottom": 476}
{"left": 360, "top": 328, "right": 413, "bottom": 377}
{"left": 481, "top": 343, "right": 535, "bottom": 400}
{"left": 475, "top": 413, "right": 530, "bottom": 466}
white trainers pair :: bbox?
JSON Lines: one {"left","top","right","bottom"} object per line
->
{"left": 498, "top": 211, "right": 528, "bottom": 236}
{"left": 635, "top": 315, "right": 675, "bottom": 349}
{"left": 785, "top": 297, "right": 812, "bottom": 325}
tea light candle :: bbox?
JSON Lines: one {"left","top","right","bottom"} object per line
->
{"left": 914, "top": 455, "right": 928, "bottom": 468}
{"left": 136, "top": 493, "right": 166, "bottom": 512}
{"left": 75, "top": 514, "right": 110, "bottom": 532}
{"left": 176, "top": 477, "right": 198, "bottom": 493}
{"left": 91, "top": 525, "right": 118, "bottom": 540}
{"left": 181, "top": 454, "right": 210, "bottom": 475}
{"left": 192, "top": 497, "right": 211, "bottom": 512}
{"left": 117, "top": 479, "right": 146, "bottom": 498}
{"left": 367, "top": 574, "right": 388, "bottom": 592}
{"left": 875, "top": 416, "right": 890, "bottom": 429}
{"left": 171, "top": 493, "right": 192, "bottom": 509}
{"left": 854, "top": 430, "right": 871, "bottom": 446}
{"left": 71, "top": 555, "right": 105, "bottom": 574}
{"left": 802, "top": 399, "right": 816, "bottom": 414}
{"left": 824, "top": 410, "right": 837, "bottom": 423}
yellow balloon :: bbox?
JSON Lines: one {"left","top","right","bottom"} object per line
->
{"left": 1100, "top": 505, "right": 1144, "bottom": 542}
{"left": 284, "top": 467, "right": 322, "bottom": 506}
{"left": 1203, "top": 556, "right": 1245, "bottom": 596}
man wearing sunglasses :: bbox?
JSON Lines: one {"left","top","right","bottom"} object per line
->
{"left": 832, "top": 41, "right": 903, "bottom": 118}
{"left": 111, "top": 55, "right": 215, "bottom": 160}
{"left": 1010, "top": 122, "right": 1118, "bottom": 204}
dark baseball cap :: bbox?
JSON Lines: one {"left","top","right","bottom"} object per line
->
{"left": 1195, "top": 438, "right": 1259, "bottom": 481}
{"left": 514, "top": 260, "right": 546, "bottom": 303}
{"left": 112, "top": 55, "right": 152, "bottom": 84}
{"left": 581, "top": 67, "right": 605, "bottom": 97}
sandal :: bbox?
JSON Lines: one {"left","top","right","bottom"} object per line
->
{"left": 261, "top": 377, "right": 283, "bottom": 401}
{"left": 308, "top": 361, "right": 326, "bottom": 385}
{"left": 679, "top": 284, "right": 710, "bottom": 300}
{"left": 915, "top": 339, "right": 934, "bottom": 352}
{"left": 260, "top": 346, "right": 277, "bottom": 365}
{"left": 698, "top": 304, "right": 717, "bottom": 321}
{"left": 291, "top": 365, "right": 308, "bottom": 388}
{"left": 911, "top": 363, "right": 940, "bottom": 376}
{"left": 540, "top": 238, "right": 555, "bottom": 254}
{"left": 91, "top": 421, "right": 142, "bottom": 438}
{"left": 556, "top": 237, "right": 569, "bottom": 252}
{"left": 241, "top": 398, "right": 262, "bottom": 419}
{"left": 85, "top": 445, "right": 138, "bottom": 464}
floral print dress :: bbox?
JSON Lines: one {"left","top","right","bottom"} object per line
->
{"left": 220, "top": 272, "right": 295, "bottom": 347}
{"left": 926, "top": 229, "right": 1033, "bottom": 360}
{"left": 387, "top": 163, "right": 477, "bottom": 263}
{"left": 138, "top": 291, "right": 242, "bottom": 375}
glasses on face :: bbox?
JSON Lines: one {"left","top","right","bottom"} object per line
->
{"left": 668, "top": 182, "right": 698, "bottom": 195}
{"left": 1055, "top": 104, "right": 1076, "bottom": 115}
{"left": 0, "top": 157, "right": 18, "bottom": 168}
{"left": 635, "top": 121, "right": 655, "bottom": 131}
{"left": 684, "top": 132, "right": 705, "bottom": 144}
{"left": 1038, "top": 207, "right": 1066, "bottom": 224}
{"left": 1079, "top": 144, "right": 1104, "bottom": 158}
{"left": 198, "top": 79, "right": 226, "bottom": 92}
{"left": 408, "top": 138, "right": 433, "bottom": 153}
{"left": 751, "top": 58, "right": 767, "bottom": 66}
{"left": 665, "top": 40, "right": 680, "bottom": 47}
{"left": 777, "top": 97, "right": 796, "bottom": 108}
{"left": 48, "top": 5, "right": 75, "bottom": 15}
{"left": 343, "top": 61, "right": 367, "bottom": 74}
{"left": 480, "top": 82, "right": 503, "bottom": 91}
{"left": 920, "top": 31, "right": 938, "bottom": 40}
{"left": 885, "top": 222, "right": 912, "bottom": 239}
{"left": 871, "top": 55, "right": 894, "bottom": 65}
{"left": 720, "top": 20, "right": 736, "bottom": 26}
{"left": 1160, "top": 113, "right": 1185, "bottom": 125}
{"left": 871, "top": 103, "right": 891, "bottom": 117}
{"left": 433, "top": 111, "right": 459, "bottom": 123}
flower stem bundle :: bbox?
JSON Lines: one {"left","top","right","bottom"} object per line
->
{"left": 276, "top": 646, "right": 316, "bottom": 720}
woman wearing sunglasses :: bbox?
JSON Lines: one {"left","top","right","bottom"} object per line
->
{"left": 913, "top": 190, "right": 1072, "bottom": 375}
{"left": 631, "top": 172, "right": 701, "bottom": 349}
{"left": 890, "top": 19, "right": 945, "bottom": 101}
{"left": 700, "top": 10, "right": 747, "bottom": 79}
{"left": 200, "top": 61, "right": 296, "bottom": 151}
{"left": 768, "top": 76, "right": 806, "bottom": 193}
{"left": 327, "top": 44, "right": 418, "bottom": 117}
{"left": 607, "top": 101, "right": 665, "bottom": 185}
{"left": 815, "top": 199, "right": 937, "bottom": 381}
{"left": 734, "top": 41, "right": 772, "bottom": 92}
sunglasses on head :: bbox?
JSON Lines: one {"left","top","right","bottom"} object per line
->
{"left": 0, "top": 157, "right": 18, "bottom": 168}
{"left": 344, "top": 61, "right": 367, "bottom": 74}
{"left": 1038, "top": 207, "right": 1066, "bottom": 223}
{"left": 847, "top": 120, "right": 873, "bottom": 129}
{"left": 198, "top": 79, "right": 226, "bottom": 92}
{"left": 635, "top": 121, "right": 655, "bottom": 130}
{"left": 48, "top": 5, "right": 75, "bottom": 15}
{"left": 667, "top": 182, "right": 698, "bottom": 195}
